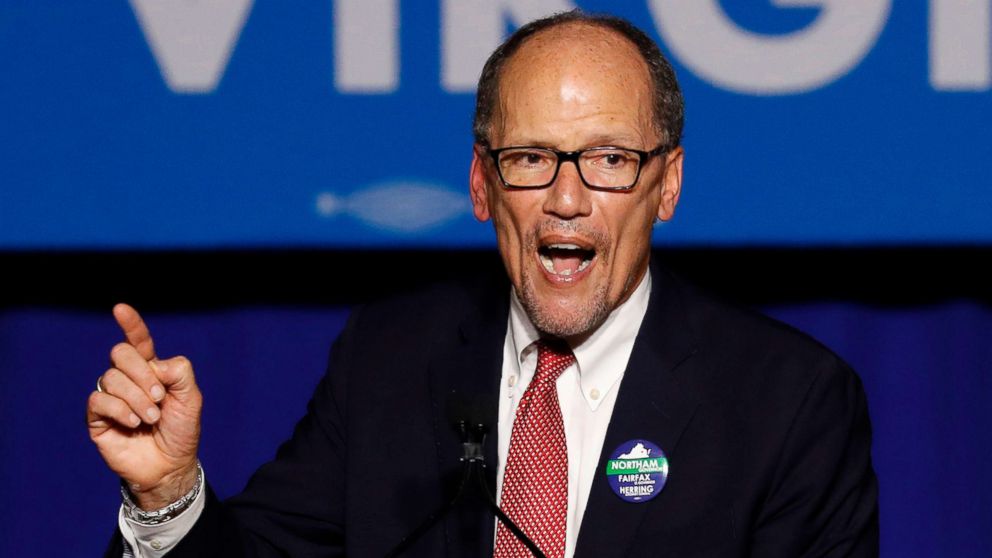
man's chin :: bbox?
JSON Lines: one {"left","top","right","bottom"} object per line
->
{"left": 520, "top": 295, "right": 609, "bottom": 341}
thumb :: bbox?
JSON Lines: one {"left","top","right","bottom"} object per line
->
{"left": 150, "top": 356, "right": 199, "bottom": 404}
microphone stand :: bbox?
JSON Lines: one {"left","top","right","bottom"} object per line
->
{"left": 384, "top": 420, "right": 546, "bottom": 558}
{"left": 470, "top": 458, "right": 546, "bottom": 558}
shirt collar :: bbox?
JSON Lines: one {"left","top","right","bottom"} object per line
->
{"left": 508, "top": 270, "right": 652, "bottom": 411}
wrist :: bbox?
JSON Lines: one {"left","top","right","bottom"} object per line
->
{"left": 123, "top": 461, "right": 202, "bottom": 521}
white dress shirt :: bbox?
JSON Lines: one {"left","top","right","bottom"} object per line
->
{"left": 120, "top": 271, "right": 651, "bottom": 557}
{"left": 120, "top": 473, "right": 206, "bottom": 557}
{"left": 496, "top": 271, "right": 651, "bottom": 558}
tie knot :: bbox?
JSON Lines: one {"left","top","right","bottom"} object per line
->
{"left": 534, "top": 339, "right": 575, "bottom": 386}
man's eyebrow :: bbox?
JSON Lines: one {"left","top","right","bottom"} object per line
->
{"left": 501, "top": 138, "right": 558, "bottom": 148}
{"left": 581, "top": 133, "right": 646, "bottom": 148}
{"left": 501, "top": 134, "right": 648, "bottom": 150}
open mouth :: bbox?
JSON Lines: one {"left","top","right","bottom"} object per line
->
{"left": 538, "top": 243, "right": 595, "bottom": 277}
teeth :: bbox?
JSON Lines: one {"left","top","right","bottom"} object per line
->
{"left": 538, "top": 245, "right": 594, "bottom": 276}
{"left": 540, "top": 252, "right": 554, "bottom": 272}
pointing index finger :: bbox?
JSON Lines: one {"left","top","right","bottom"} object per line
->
{"left": 113, "top": 303, "right": 157, "bottom": 361}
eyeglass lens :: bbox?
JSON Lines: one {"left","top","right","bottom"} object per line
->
{"left": 497, "top": 148, "right": 642, "bottom": 188}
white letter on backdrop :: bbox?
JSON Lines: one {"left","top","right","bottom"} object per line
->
{"left": 129, "top": 0, "right": 254, "bottom": 93}
{"left": 334, "top": 0, "right": 399, "bottom": 93}
{"left": 648, "top": 0, "right": 891, "bottom": 95}
{"left": 930, "top": 0, "right": 991, "bottom": 90}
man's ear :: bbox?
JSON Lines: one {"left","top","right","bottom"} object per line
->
{"left": 469, "top": 144, "right": 492, "bottom": 222}
{"left": 656, "top": 147, "right": 684, "bottom": 222}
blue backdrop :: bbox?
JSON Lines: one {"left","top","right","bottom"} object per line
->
{"left": 2, "top": 1, "right": 991, "bottom": 557}
{"left": 1, "top": 304, "right": 990, "bottom": 556}
{"left": 2, "top": 0, "right": 990, "bottom": 247}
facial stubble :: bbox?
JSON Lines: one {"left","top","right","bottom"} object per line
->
{"left": 514, "top": 220, "right": 617, "bottom": 341}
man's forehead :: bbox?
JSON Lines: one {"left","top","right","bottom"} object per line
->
{"left": 493, "top": 23, "right": 655, "bottom": 145}
{"left": 504, "top": 22, "right": 646, "bottom": 74}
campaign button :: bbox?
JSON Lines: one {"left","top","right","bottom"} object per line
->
{"left": 605, "top": 439, "right": 669, "bottom": 503}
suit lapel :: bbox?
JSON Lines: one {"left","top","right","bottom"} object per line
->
{"left": 574, "top": 267, "right": 702, "bottom": 558}
{"left": 423, "top": 265, "right": 703, "bottom": 558}
{"left": 427, "top": 276, "right": 509, "bottom": 558}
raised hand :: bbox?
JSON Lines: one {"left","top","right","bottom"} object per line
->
{"left": 87, "top": 303, "right": 203, "bottom": 510}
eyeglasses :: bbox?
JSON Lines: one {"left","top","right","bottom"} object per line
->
{"left": 487, "top": 144, "right": 667, "bottom": 191}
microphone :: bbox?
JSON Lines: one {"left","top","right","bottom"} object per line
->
{"left": 384, "top": 393, "right": 546, "bottom": 558}
{"left": 446, "top": 392, "right": 496, "bottom": 463}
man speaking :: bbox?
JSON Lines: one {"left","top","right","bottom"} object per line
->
{"left": 88, "top": 10, "right": 878, "bottom": 557}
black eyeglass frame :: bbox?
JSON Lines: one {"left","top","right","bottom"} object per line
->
{"left": 486, "top": 144, "right": 668, "bottom": 191}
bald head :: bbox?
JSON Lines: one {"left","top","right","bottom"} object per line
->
{"left": 492, "top": 23, "right": 656, "bottom": 149}
{"left": 473, "top": 11, "right": 683, "bottom": 151}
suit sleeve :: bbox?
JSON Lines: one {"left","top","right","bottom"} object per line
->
{"left": 750, "top": 357, "right": 879, "bottom": 557}
{"left": 104, "top": 307, "right": 364, "bottom": 557}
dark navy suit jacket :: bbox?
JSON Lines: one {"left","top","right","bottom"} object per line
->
{"left": 107, "top": 262, "right": 878, "bottom": 557}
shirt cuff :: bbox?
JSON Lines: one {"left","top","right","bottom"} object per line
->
{"left": 118, "top": 471, "right": 207, "bottom": 557}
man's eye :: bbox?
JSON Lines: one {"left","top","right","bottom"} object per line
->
{"left": 505, "top": 151, "right": 551, "bottom": 168}
{"left": 591, "top": 151, "right": 633, "bottom": 169}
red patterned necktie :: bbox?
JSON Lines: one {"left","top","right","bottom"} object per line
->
{"left": 494, "top": 339, "right": 575, "bottom": 558}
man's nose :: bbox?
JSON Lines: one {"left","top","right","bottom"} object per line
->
{"left": 542, "top": 160, "right": 592, "bottom": 219}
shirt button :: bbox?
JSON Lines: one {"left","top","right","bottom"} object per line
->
{"left": 150, "top": 540, "right": 163, "bottom": 550}
{"left": 590, "top": 388, "right": 601, "bottom": 400}
{"left": 508, "top": 376, "right": 517, "bottom": 387}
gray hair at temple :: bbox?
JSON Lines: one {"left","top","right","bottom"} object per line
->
{"left": 472, "top": 9, "right": 685, "bottom": 151}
